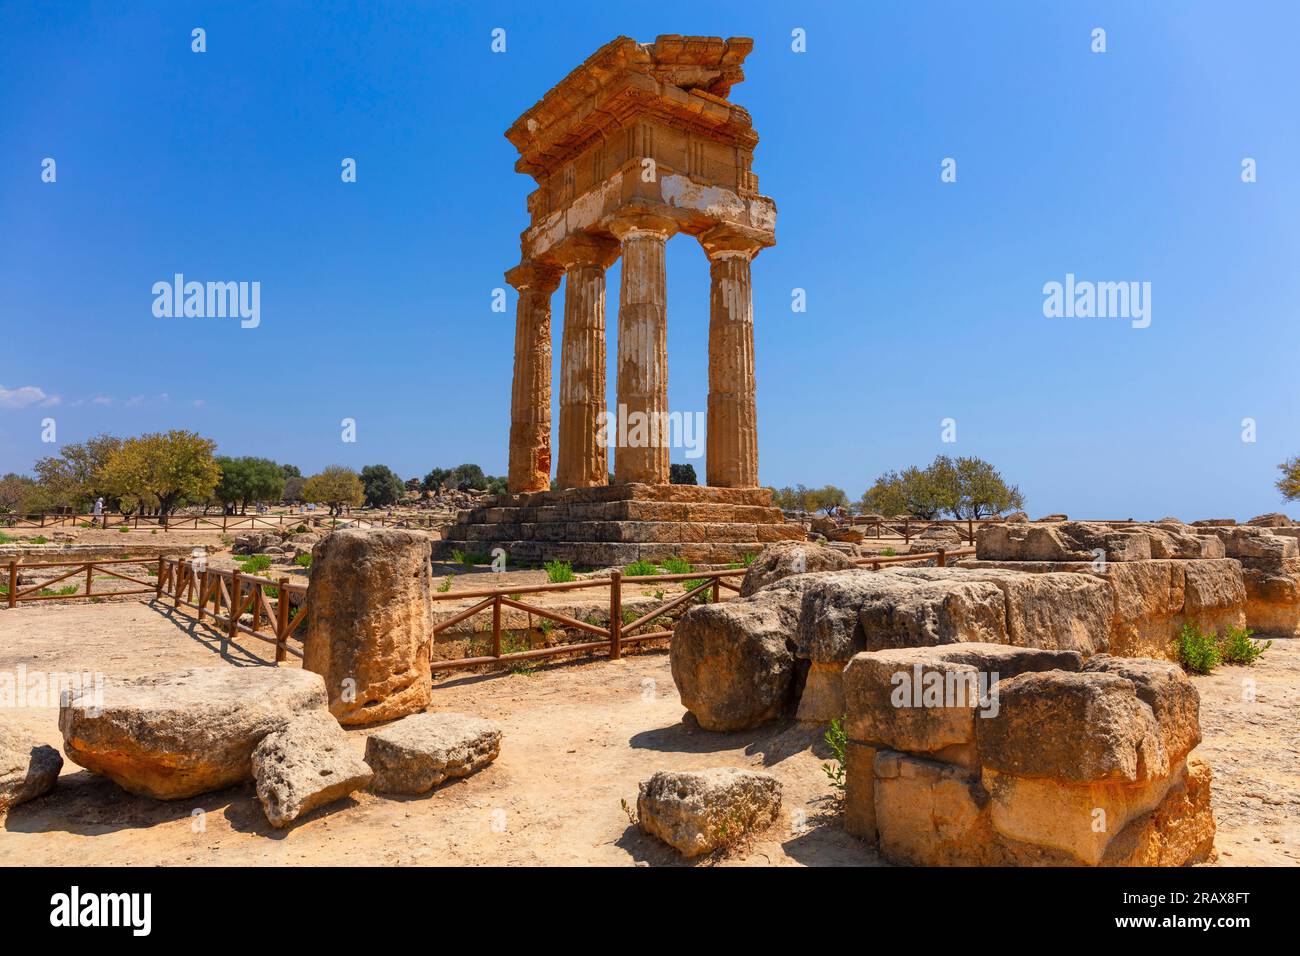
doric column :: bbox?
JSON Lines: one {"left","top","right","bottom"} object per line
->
{"left": 554, "top": 234, "right": 619, "bottom": 489}
{"left": 506, "top": 261, "right": 562, "bottom": 494}
{"left": 609, "top": 215, "right": 677, "bottom": 485}
{"left": 700, "top": 225, "right": 765, "bottom": 488}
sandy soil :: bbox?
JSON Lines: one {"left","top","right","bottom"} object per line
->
{"left": 0, "top": 600, "right": 1294, "bottom": 866}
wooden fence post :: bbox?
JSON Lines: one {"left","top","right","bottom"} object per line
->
{"left": 275, "top": 577, "right": 290, "bottom": 663}
{"left": 198, "top": 567, "right": 209, "bottom": 622}
{"left": 155, "top": 557, "right": 165, "bottom": 600}
{"left": 85, "top": 563, "right": 94, "bottom": 598}
{"left": 937, "top": 548, "right": 947, "bottom": 567}
{"left": 609, "top": 570, "right": 622, "bottom": 660}
{"left": 229, "top": 571, "right": 241, "bottom": 643}
{"left": 7, "top": 560, "right": 16, "bottom": 609}
{"left": 710, "top": 573, "right": 720, "bottom": 604}
{"left": 491, "top": 595, "right": 501, "bottom": 659}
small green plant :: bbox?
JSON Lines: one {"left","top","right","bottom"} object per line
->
{"left": 436, "top": 574, "right": 454, "bottom": 593}
{"left": 39, "top": 585, "right": 79, "bottom": 597}
{"left": 821, "top": 716, "right": 848, "bottom": 792}
{"left": 118, "top": 526, "right": 131, "bottom": 533}
{"left": 239, "top": 554, "right": 272, "bottom": 574}
{"left": 624, "top": 559, "right": 658, "bottom": 577}
{"left": 742, "top": 552, "right": 758, "bottom": 567}
{"left": 28, "top": 535, "right": 48, "bottom": 544}
{"left": 661, "top": 556, "right": 693, "bottom": 575}
{"left": 1178, "top": 623, "right": 1221, "bottom": 675}
{"left": 294, "top": 553, "right": 312, "bottom": 568}
{"left": 652, "top": 588, "right": 665, "bottom": 601}
{"left": 880, "top": 547, "right": 897, "bottom": 557}
{"left": 450, "top": 548, "right": 467, "bottom": 566}
{"left": 682, "top": 578, "right": 710, "bottom": 603}
{"left": 544, "top": 559, "right": 574, "bottom": 583}
{"left": 0, "top": 532, "right": 15, "bottom": 544}
{"left": 293, "top": 523, "right": 308, "bottom": 534}
{"left": 538, "top": 619, "right": 554, "bottom": 638}
{"left": 1218, "top": 624, "right": 1271, "bottom": 665}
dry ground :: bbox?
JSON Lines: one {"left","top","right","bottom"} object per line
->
{"left": 0, "top": 599, "right": 1295, "bottom": 866}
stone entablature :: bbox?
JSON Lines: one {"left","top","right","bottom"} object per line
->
{"left": 503, "top": 35, "right": 775, "bottom": 493}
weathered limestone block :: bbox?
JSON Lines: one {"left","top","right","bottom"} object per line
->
{"left": 252, "top": 711, "right": 373, "bottom": 828}
{"left": 364, "top": 712, "right": 501, "bottom": 794}
{"left": 795, "top": 661, "right": 847, "bottom": 723}
{"left": 1181, "top": 559, "right": 1248, "bottom": 636}
{"left": 843, "top": 741, "right": 878, "bottom": 840}
{"left": 892, "top": 567, "right": 1111, "bottom": 654}
{"left": 1246, "top": 512, "right": 1292, "bottom": 527}
{"left": 671, "top": 590, "right": 801, "bottom": 731}
{"left": 1, "top": 718, "right": 62, "bottom": 816}
{"left": 1082, "top": 656, "right": 1201, "bottom": 764}
{"left": 636, "top": 767, "right": 782, "bottom": 857}
{"left": 907, "top": 525, "right": 963, "bottom": 555}
{"left": 977, "top": 668, "right": 1200, "bottom": 784}
{"left": 738, "top": 540, "right": 855, "bottom": 597}
{"left": 304, "top": 529, "right": 435, "bottom": 726}
{"left": 982, "top": 765, "right": 1177, "bottom": 866}
{"left": 842, "top": 644, "right": 1083, "bottom": 766}
{"left": 1241, "top": 559, "right": 1300, "bottom": 636}
{"left": 1099, "top": 756, "right": 1216, "bottom": 866}
{"left": 977, "top": 521, "right": 1151, "bottom": 563}
{"left": 855, "top": 575, "right": 1006, "bottom": 653}
{"left": 59, "top": 667, "right": 327, "bottom": 799}
{"left": 873, "top": 750, "right": 997, "bottom": 866}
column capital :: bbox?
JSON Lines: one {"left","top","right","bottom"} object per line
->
{"left": 699, "top": 223, "right": 770, "bottom": 261}
{"left": 552, "top": 232, "right": 620, "bottom": 270}
{"left": 505, "top": 260, "right": 562, "bottom": 294}
{"left": 608, "top": 213, "right": 678, "bottom": 242}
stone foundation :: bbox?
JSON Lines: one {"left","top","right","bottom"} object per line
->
{"left": 842, "top": 645, "right": 1215, "bottom": 866}
{"left": 433, "top": 482, "right": 803, "bottom": 566}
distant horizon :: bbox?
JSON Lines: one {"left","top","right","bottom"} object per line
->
{"left": 3, "top": 2, "right": 1298, "bottom": 521}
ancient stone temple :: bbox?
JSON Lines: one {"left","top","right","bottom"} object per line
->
{"left": 437, "top": 35, "right": 801, "bottom": 566}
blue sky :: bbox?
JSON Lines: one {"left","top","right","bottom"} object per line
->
{"left": 1, "top": 1, "right": 1297, "bottom": 519}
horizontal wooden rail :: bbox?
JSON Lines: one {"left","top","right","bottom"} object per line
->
{"left": 4, "top": 557, "right": 162, "bottom": 607}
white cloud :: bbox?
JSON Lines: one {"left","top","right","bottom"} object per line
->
{"left": 0, "top": 384, "right": 60, "bottom": 409}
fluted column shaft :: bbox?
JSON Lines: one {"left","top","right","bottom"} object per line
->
{"left": 506, "top": 263, "right": 562, "bottom": 493}
{"left": 611, "top": 219, "right": 675, "bottom": 484}
{"left": 555, "top": 235, "right": 618, "bottom": 489}
{"left": 705, "top": 243, "right": 760, "bottom": 488}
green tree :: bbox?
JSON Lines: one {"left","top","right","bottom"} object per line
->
{"left": 422, "top": 467, "right": 451, "bottom": 493}
{"left": 32, "top": 434, "right": 123, "bottom": 511}
{"left": 948, "top": 456, "right": 1024, "bottom": 519}
{"left": 669, "top": 463, "right": 698, "bottom": 485}
{"left": 0, "top": 473, "right": 38, "bottom": 514}
{"left": 98, "top": 431, "right": 221, "bottom": 518}
{"left": 448, "top": 463, "right": 488, "bottom": 491}
{"left": 360, "top": 464, "right": 405, "bottom": 508}
{"left": 303, "top": 466, "right": 365, "bottom": 516}
{"left": 283, "top": 475, "right": 308, "bottom": 503}
{"left": 862, "top": 455, "right": 1022, "bottom": 519}
{"left": 807, "top": 485, "right": 849, "bottom": 514}
{"left": 1276, "top": 457, "right": 1300, "bottom": 501}
{"left": 213, "top": 456, "right": 286, "bottom": 513}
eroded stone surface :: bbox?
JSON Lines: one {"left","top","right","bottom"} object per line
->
{"left": 59, "top": 667, "right": 327, "bottom": 799}
{"left": 365, "top": 712, "right": 502, "bottom": 794}
{"left": 252, "top": 711, "right": 373, "bottom": 828}
{"left": 1, "top": 717, "right": 62, "bottom": 816}
{"left": 739, "top": 540, "right": 855, "bottom": 597}
{"left": 304, "top": 528, "right": 435, "bottom": 726}
{"left": 636, "top": 767, "right": 781, "bottom": 857}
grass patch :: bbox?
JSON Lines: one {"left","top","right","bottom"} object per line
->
{"left": 660, "top": 556, "right": 693, "bottom": 575}
{"left": 624, "top": 559, "right": 658, "bottom": 577}
{"left": 436, "top": 574, "right": 454, "bottom": 593}
{"left": 27, "top": 535, "right": 48, "bottom": 544}
{"left": 294, "top": 553, "right": 312, "bottom": 568}
{"left": 544, "top": 559, "right": 574, "bottom": 583}
{"left": 118, "top": 526, "right": 131, "bottom": 533}
{"left": 238, "top": 554, "right": 272, "bottom": 574}
{"left": 1178, "top": 623, "right": 1221, "bottom": 674}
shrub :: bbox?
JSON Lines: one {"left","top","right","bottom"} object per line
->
{"left": 624, "top": 559, "right": 658, "bottom": 577}
{"left": 28, "top": 535, "right": 48, "bottom": 544}
{"left": 1178, "top": 623, "right": 1221, "bottom": 675}
{"left": 436, "top": 574, "right": 453, "bottom": 593}
{"left": 1218, "top": 625, "right": 1271, "bottom": 665}
{"left": 880, "top": 547, "right": 897, "bottom": 557}
{"left": 118, "top": 526, "right": 131, "bottom": 533}
{"left": 822, "top": 716, "right": 848, "bottom": 792}
{"left": 294, "top": 553, "right": 312, "bottom": 568}
{"left": 0, "top": 532, "right": 14, "bottom": 544}
{"left": 544, "top": 559, "right": 574, "bottom": 583}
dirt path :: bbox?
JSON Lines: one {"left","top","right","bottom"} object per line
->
{"left": 0, "top": 600, "right": 1294, "bottom": 866}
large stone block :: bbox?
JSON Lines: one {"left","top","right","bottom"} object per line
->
{"left": 252, "top": 710, "right": 373, "bottom": 827}
{"left": 636, "top": 767, "right": 782, "bottom": 857}
{"left": 1099, "top": 756, "right": 1216, "bottom": 866}
{"left": 976, "top": 670, "right": 1170, "bottom": 784}
{"left": 364, "top": 712, "right": 502, "bottom": 794}
{"left": 1082, "top": 655, "right": 1200, "bottom": 764}
{"left": 1, "top": 717, "right": 62, "bottom": 816}
{"left": 843, "top": 741, "right": 877, "bottom": 840}
{"left": 842, "top": 644, "right": 1082, "bottom": 765}
{"left": 873, "top": 750, "right": 997, "bottom": 866}
{"left": 738, "top": 540, "right": 855, "bottom": 597}
{"left": 304, "top": 529, "right": 435, "bottom": 726}
{"left": 671, "top": 590, "right": 801, "bottom": 731}
{"left": 59, "top": 667, "right": 328, "bottom": 799}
